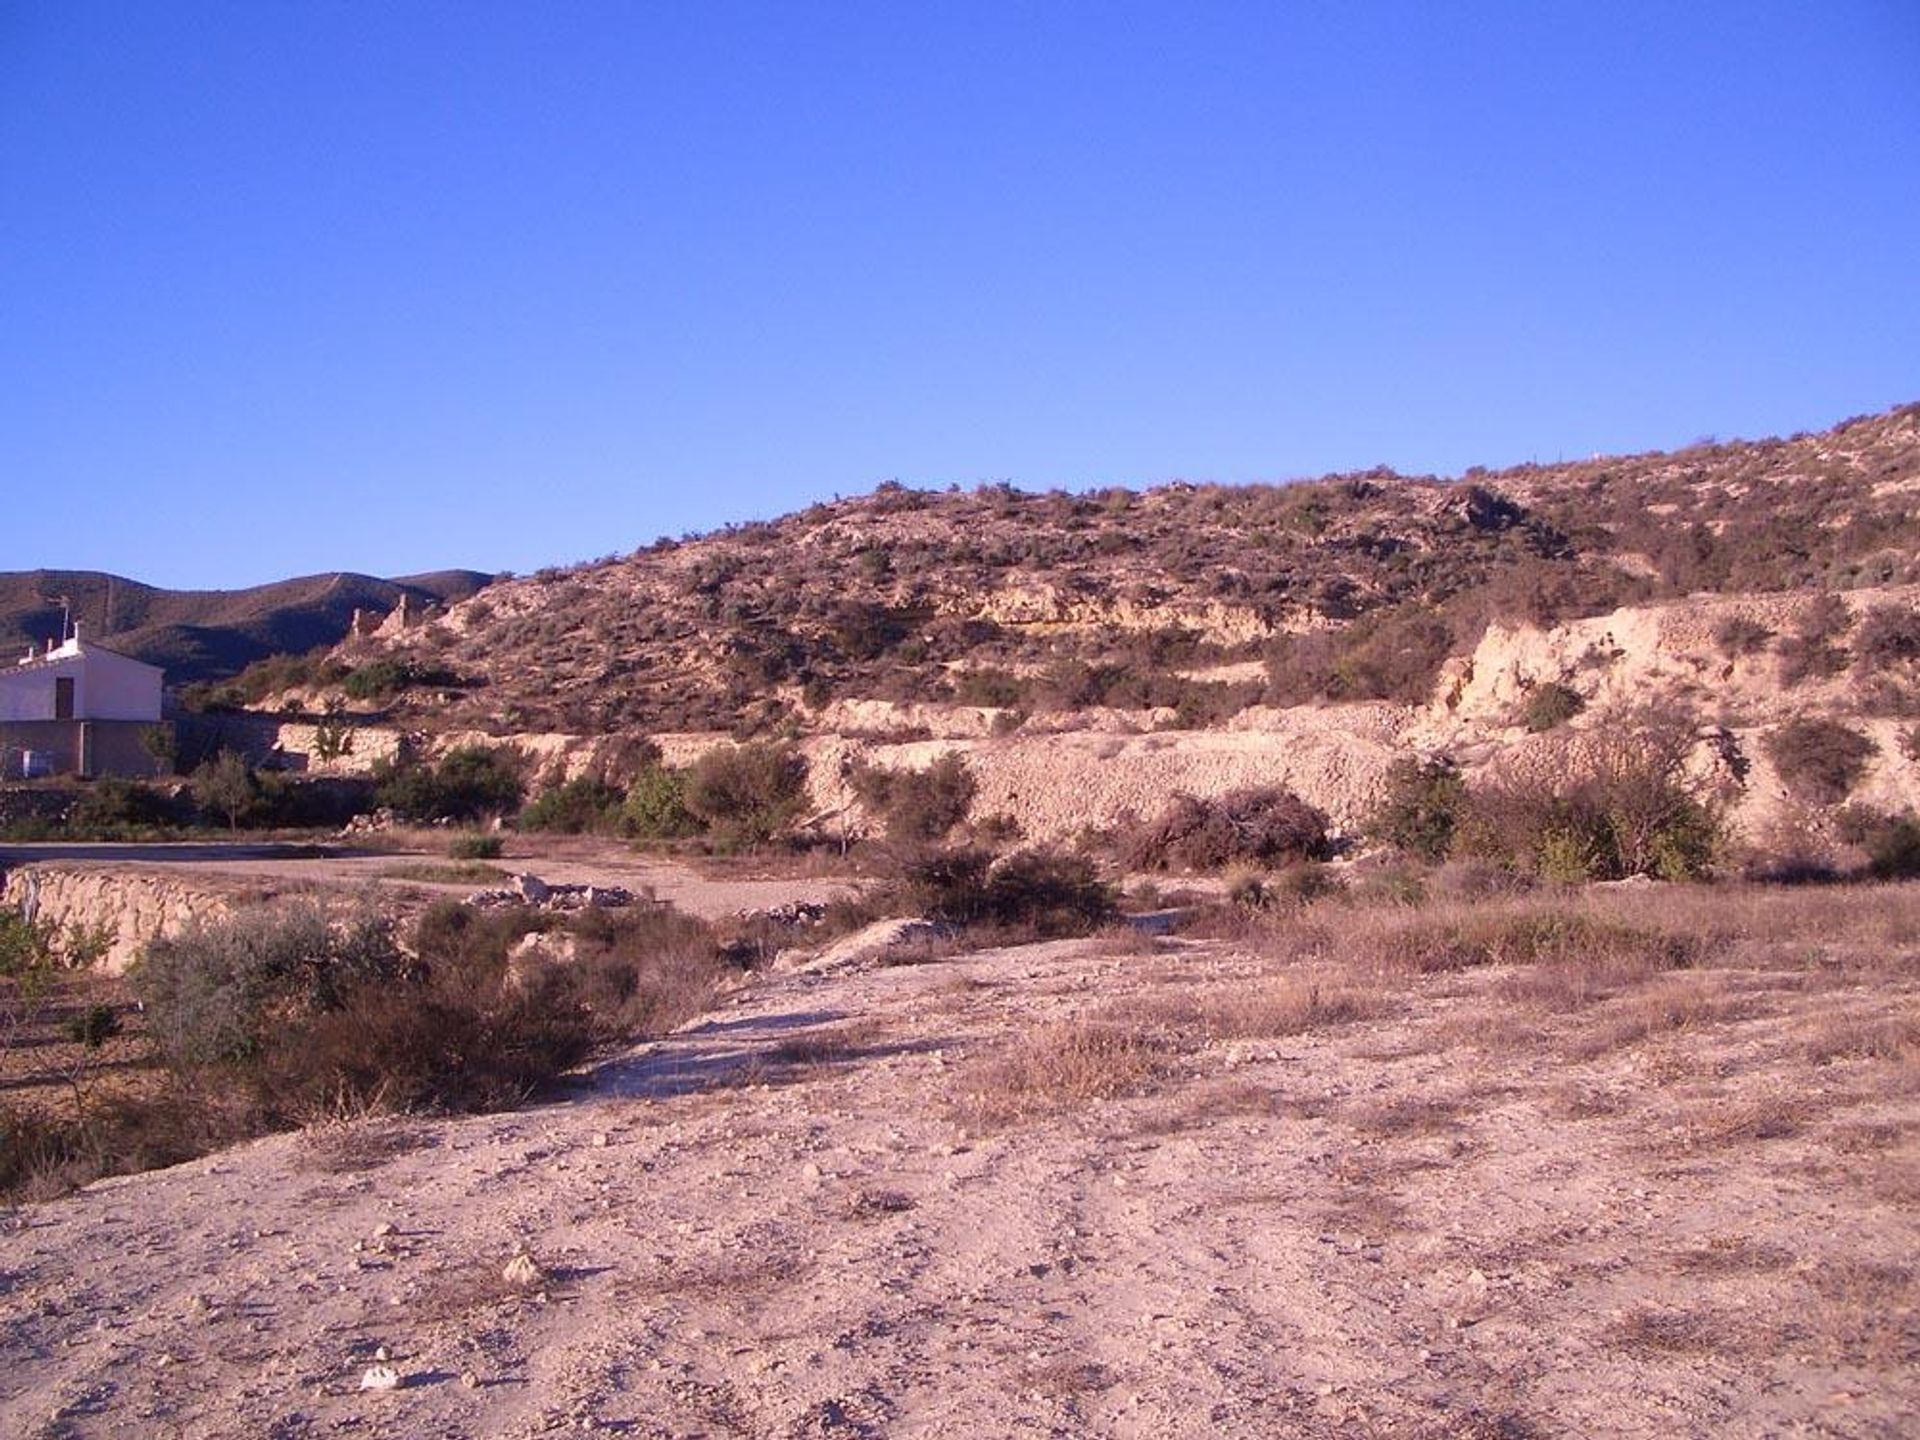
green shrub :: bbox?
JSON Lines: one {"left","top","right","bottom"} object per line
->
{"left": 1521, "top": 682, "right": 1585, "bottom": 733}
{"left": 342, "top": 659, "right": 411, "bottom": 700}
{"left": 132, "top": 899, "right": 626, "bottom": 1123}
{"left": 1866, "top": 815, "right": 1920, "bottom": 880}
{"left": 1764, "top": 719, "right": 1876, "bottom": 806}
{"left": 341, "top": 659, "right": 463, "bottom": 701}
{"left": 1854, "top": 603, "right": 1920, "bottom": 672}
{"left": 619, "top": 765, "right": 701, "bottom": 841}
{"left": 519, "top": 775, "right": 624, "bottom": 834}
{"left": 851, "top": 753, "right": 977, "bottom": 845}
{"left": 69, "top": 776, "right": 175, "bottom": 833}
{"left": 1712, "top": 616, "right": 1774, "bottom": 658}
{"left": 1370, "top": 758, "right": 1467, "bottom": 861}
{"left": 1265, "top": 605, "right": 1457, "bottom": 706}
{"left": 448, "top": 832, "right": 503, "bottom": 860}
{"left": 374, "top": 745, "right": 525, "bottom": 823}
{"left": 1330, "top": 605, "right": 1457, "bottom": 702}
{"left": 683, "top": 742, "right": 810, "bottom": 850}
{"left": 897, "top": 847, "right": 1116, "bottom": 938}
{"left": 1778, "top": 594, "right": 1852, "bottom": 686}
{"left": 1458, "top": 722, "right": 1720, "bottom": 881}
{"left": 66, "top": 1003, "right": 121, "bottom": 1046}
{"left": 134, "top": 903, "right": 408, "bottom": 1069}
{"left": 243, "top": 959, "right": 593, "bottom": 1119}
{"left": 1121, "top": 786, "right": 1331, "bottom": 872}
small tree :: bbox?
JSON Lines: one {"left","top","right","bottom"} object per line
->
{"left": 311, "top": 698, "right": 354, "bottom": 763}
{"left": 139, "top": 724, "right": 177, "bottom": 775}
{"left": 193, "top": 750, "right": 261, "bottom": 831}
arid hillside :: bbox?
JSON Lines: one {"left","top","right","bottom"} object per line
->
{"left": 328, "top": 404, "right": 1920, "bottom": 739}
{"left": 205, "top": 403, "right": 1918, "bottom": 864}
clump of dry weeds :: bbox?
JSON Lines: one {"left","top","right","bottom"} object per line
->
{"left": 958, "top": 1017, "right": 1177, "bottom": 1125}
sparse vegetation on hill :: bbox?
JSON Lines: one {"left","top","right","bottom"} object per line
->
{"left": 327, "top": 403, "right": 1920, "bottom": 737}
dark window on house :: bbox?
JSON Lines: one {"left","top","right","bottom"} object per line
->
{"left": 54, "top": 676, "right": 74, "bottom": 719}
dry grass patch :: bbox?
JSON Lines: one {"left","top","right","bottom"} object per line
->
{"left": 408, "top": 1250, "right": 560, "bottom": 1322}
{"left": 1799, "top": 1260, "right": 1920, "bottom": 1369}
{"left": 1016, "top": 1357, "right": 1119, "bottom": 1398}
{"left": 765, "top": 1020, "right": 890, "bottom": 1067}
{"left": 1343, "top": 1093, "right": 1469, "bottom": 1138}
{"left": 1546, "top": 1083, "right": 1631, "bottom": 1120}
{"left": 1665, "top": 1093, "right": 1810, "bottom": 1152}
{"left": 631, "top": 1246, "right": 812, "bottom": 1300}
{"left": 297, "top": 1118, "right": 437, "bottom": 1174}
{"left": 1197, "top": 978, "right": 1384, "bottom": 1038}
{"left": 1116, "top": 974, "right": 1386, "bottom": 1044}
{"left": 1602, "top": 1305, "right": 1727, "bottom": 1355}
{"left": 1568, "top": 977, "right": 1756, "bottom": 1059}
{"left": 842, "top": 1188, "right": 917, "bottom": 1220}
{"left": 958, "top": 1016, "right": 1177, "bottom": 1125}
{"left": 1803, "top": 1010, "right": 1920, "bottom": 1065}
{"left": 1343, "top": 902, "right": 1698, "bottom": 979}
{"left": 1668, "top": 1235, "right": 1795, "bottom": 1276}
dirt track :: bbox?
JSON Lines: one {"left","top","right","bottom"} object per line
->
{"left": 4, "top": 905, "right": 1915, "bottom": 1438}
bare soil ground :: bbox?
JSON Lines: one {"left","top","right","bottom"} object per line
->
{"left": 3, "top": 886, "right": 1917, "bottom": 1439}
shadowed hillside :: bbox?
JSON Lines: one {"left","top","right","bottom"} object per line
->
{"left": 0, "top": 568, "right": 495, "bottom": 684}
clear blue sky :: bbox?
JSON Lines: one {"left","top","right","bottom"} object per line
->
{"left": 3, "top": 2, "right": 1917, "bottom": 589}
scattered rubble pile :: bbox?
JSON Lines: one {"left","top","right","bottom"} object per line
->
{"left": 466, "top": 872, "right": 640, "bottom": 912}
{"left": 739, "top": 901, "right": 829, "bottom": 929}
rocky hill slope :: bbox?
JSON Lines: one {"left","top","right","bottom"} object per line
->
{"left": 339, "top": 404, "right": 1920, "bottom": 739}
{"left": 243, "top": 404, "right": 1919, "bottom": 857}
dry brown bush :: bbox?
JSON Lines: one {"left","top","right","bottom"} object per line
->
{"left": 1764, "top": 718, "right": 1877, "bottom": 806}
{"left": 1120, "top": 786, "right": 1331, "bottom": 872}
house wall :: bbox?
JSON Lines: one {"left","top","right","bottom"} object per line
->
{"left": 0, "top": 648, "right": 164, "bottom": 723}
{"left": 0, "top": 667, "right": 61, "bottom": 722}
{"left": 0, "top": 721, "right": 170, "bottom": 780}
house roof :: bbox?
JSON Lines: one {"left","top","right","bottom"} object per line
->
{"left": 9, "top": 635, "right": 164, "bottom": 678}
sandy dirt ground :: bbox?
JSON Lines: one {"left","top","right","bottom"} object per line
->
{"left": 3, "top": 899, "right": 1916, "bottom": 1439}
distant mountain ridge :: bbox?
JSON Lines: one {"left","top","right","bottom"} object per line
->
{"left": 0, "top": 568, "right": 494, "bottom": 684}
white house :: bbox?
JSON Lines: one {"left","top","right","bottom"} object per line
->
{"left": 0, "top": 626, "right": 167, "bottom": 778}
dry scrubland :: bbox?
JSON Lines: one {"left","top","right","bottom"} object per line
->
{"left": 3, "top": 879, "right": 1916, "bottom": 1439}
{"left": 5, "top": 404, "right": 1919, "bottom": 1437}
